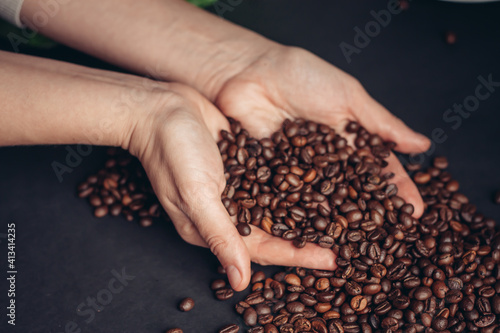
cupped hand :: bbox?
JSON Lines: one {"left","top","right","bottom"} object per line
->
{"left": 214, "top": 46, "right": 431, "bottom": 217}
{"left": 127, "top": 83, "right": 336, "bottom": 291}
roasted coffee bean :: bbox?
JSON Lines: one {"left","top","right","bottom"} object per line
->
{"left": 431, "top": 317, "right": 448, "bottom": 331}
{"left": 94, "top": 205, "right": 108, "bottom": 217}
{"left": 413, "top": 287, "right": 432, "bottom": 301}
{"left": 237, "top": 222, "right": 251, "bottom": 236}
{"left": 474, "top": 314, "right": 495, "bottom": 328}
{"left": 318, "top": 235, "right": 334, "bottom": 248}
{"left": 345, "top": 281, "right": 362, "bottom": 296}
{"left": 286, "top": 301, "right": 305, "bottom": 313}
{"left": 243, "top": 307, "right": 258, "bottom": 327}
{"left": 446, "top": 290, "right": 463, "bottom": 304}
{"left": 351, "top": 295, "right": 368, "bottom": 311}
{"left": 178, "top": 297, "right": 194, "bottom": 312}
{"left": 215, "top": 288, "right": 234, "bottom": 301}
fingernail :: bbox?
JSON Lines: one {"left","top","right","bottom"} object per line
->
{"left": 226, "top": 265, "right": 242, "bottom": 289}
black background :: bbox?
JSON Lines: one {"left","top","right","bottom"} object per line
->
{"left": 1, "top": 1, "right": 500, "bottom": 332}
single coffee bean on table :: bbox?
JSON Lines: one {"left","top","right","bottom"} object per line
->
{"left": 178, "top": 297, "right": 195, "bottom": 312}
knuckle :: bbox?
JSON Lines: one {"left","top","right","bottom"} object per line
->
{"left": 177, "top": 222, "right": 198, "bottom": 240}
{"left": 206, "top": 234, "right": 230, "bottom": 258}
{"left": 179, "top": 180, "right": 221, "bottom": 213}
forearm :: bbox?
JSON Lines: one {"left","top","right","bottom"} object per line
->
{"left": 20, "top": 0, "right": 277, "bottom": 101}
{"left": 0, "top": 50, "right": 153, "bottom": 148}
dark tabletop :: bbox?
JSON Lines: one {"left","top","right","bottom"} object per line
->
{"left": 1, "top": 1, "right": 500, "bottom": 332}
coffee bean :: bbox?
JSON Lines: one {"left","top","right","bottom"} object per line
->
{"left": 474, "top": 314, "right": 495, "bottom": 328}
{"left": 236, "top": 222, "right": 251, "bottom": 236}
{"left": 315, "top": 278, "right": 330, "bottom": 291}
{"left": 244, "top": 307, "right": 258, "bottom": 326}
{"left": 178, "top": 297, "right": 194, "bottom": 312}
{"left": 446, "top": 290, "right": 463, "bottom": 304}
{"left": 284, "top": 274, "right": 301, "bottom": 286}
{"left": 318, "top": 235, "right": 334, "bottom": 248}
{"left": 211, "top": 279, "right": 226, "bottom": 291}
{"left": 351, "top": 295, "right": 368, "bottom": 311}
{"left": 345, "top": 281, "right": 362, "bottom": 296}
{"left": 432, "top": 281, "right": 449, "bottom": 298}
{"left": 431, "top": 317, "right": 448, "bottom": 331}
{"left": 445, "top": 31, "right": 457, "bottom": 44}
{"left": 381, "top": 317, "right": 398, "bottom": 330}
{"left": 94, "top": 205, "right": 108, "bottom": 218}
{"left": 215, "top": 288, "right": 234, "bottom": 301}
{"left": 139, "top": 217, "right": 153, "bottom": 227}
{"left": 286, "top": 301, "right": 305, "bottom": 313}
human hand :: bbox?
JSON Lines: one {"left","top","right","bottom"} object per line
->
{"left": 19, "top": 0, "right": 429, "bottom": 215}
{"left": 127, "top": 83, "right": 336, "bottom": 291}
{"left": 213, "top": 46, "right": 431, "bottom": 217}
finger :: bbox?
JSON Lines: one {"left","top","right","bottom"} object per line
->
{"left": 384, "top": 153, "right": 424, "bottom": 218}
{"left": 183, "top": 187, "right": 252, "bottom": 291}
{"left": 243, "top": 227, "right": 337, "bottom": 270}
{"left": 350, "top": 85, "right": 430, "bottom": 154}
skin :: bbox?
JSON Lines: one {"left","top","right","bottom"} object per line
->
{"left": 0, "top": 51, "right": 339, "bottom": 289}
{"left": 11, "top": 0, "right": 431, "bottom": 291}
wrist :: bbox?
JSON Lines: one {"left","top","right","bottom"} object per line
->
{"left": 189, "top": 36, "right": 280, "bottom": 102}
{"left": 123, "top": 83, "right": 205, "bottom": 160}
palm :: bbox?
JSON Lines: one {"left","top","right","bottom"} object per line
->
{"left": 215, "top": 47, "right": 430, "bottom": 217}
{"left": 216, "top": 48, "right": 356, "bottom": 138}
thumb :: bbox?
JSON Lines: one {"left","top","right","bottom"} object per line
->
{"left": 185, "top": 185, "right": 251, "bottom": 291}
{"left": 350, "top": 84, "right": 431, "bottom": 154}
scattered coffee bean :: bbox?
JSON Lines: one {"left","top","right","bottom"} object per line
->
{"left": 178, "top": 297, "right": 194, "bottom": 312}
{"left": 215, "top": 288, "right": 234, "bottom": 301}
{"left": 78, "top": 148, "right": 164, "bottom": 227}
{"left": 81, "top": 120, "right": 499, "bottom": 333}
{"left": 399, "top": 0, "right": 409, "bottom": 10}
{"left": 445, "top": 31, "right": 457, "bottom": 44}
{"left": 211, "top": 279, "right": 226, "bottom": 291}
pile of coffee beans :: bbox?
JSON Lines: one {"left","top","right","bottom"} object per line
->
{"left": 79, "top": 119, "right": 499, "bottom": 333}
{"left": 222, "top": 120, "right": 499, "bottom": 332}
{"left": 77, "top": 147, "right": 165, "bottom": 227}
{"left": 219, "top": 118, "right": 398, "bottom": 249}
{"left": 178, "top": 297, "right": 195, "bottom": 312}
